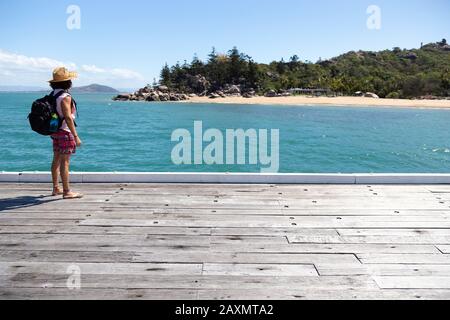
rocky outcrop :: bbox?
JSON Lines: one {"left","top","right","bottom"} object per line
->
{"left": 114, "top": 82, "right": 258, "bottom": 102}
{"left": 113, "top": 85, "right": 189, "bottom": 102}
{"left": 264, "top": 89, "right": 292, "bottom": 98}
{"left": 207, "top": 84, "right": 258, "bottom": 99}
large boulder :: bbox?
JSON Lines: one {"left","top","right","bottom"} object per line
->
{"left": 159, "top": 93, "right": 170, "bottom": 101}
{"left": 265, "top": 90, "right": 277, "bottom": 97}
{"left": 209, "top": 93, "right": 221, "bottom": 99}
{"left": 225, "top": 85, "right": 241, "bottom": 95}
{"left": 140, "top": 87, "right": 151, "bottom": 94}
{"left": 244, "top": 88, "right": 256, "bottom": 97}
{"left": 364, "top": 92, "right": 380, "bottom": 99}
{"left": 113, "top": 94, "right": 131, "bottom": 101}
{"left": 187, "top": 75, "right": 210, "bottom": 93}
{"left": 157, "top": 85, "right": 170, "bottom": 93}
{"left": 146, "top": 93, "right": 160, "bottom": 102}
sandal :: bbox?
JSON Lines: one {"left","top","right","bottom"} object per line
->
{"left": 52, "top": 187, "right": 64, "bottom": 196}
{"left": 63, "top": 191, "right": 84, "bottom": 200}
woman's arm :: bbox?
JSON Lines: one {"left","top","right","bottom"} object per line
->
{"left": 61, "top": 96, "right": 82, "bottom": 147}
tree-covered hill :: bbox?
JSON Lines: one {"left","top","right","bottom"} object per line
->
{"left": 159, "top": 39, "right": 450, "bottom": 99}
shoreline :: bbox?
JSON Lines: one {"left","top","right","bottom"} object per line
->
{"left": 184, "top": 96, "right": 450, "bottom": 109}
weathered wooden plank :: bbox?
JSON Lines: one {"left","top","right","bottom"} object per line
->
{"left": 287, "top": 234, "right": 450, "bottom": 245}
{"left": 367, "top": 264, "right": 450, "bottom": 276}
{"left": 197, "top": 289, "right": 450, "bottom": 300}
{"left": 0, "top": 219, "right": 82, "bottom": 226}
{"left": 203, "top": 263, "right": 318, "bottom": 276}
{"left": 210, "top": 243, "right": 439, "bottom": 254}
{"left": 81, "top": 217, "right": 295, "bottom": 228}
{"left": 282, "top": 209, "right": 450, "bottom": 217}
{"left": 0, "top": 250, "right": 135, "bottom": 263}
{"left": 86, "top": 208, "right": 450, "bottom": 217}
{"left": 0, "top": 212, "right": 96, "bottom": 219}
{"left": 358, "top": 254, "right": 450, "bottom": 264}
{"left": 211, "top": 227, "right": 339, "bottom": 237}
{"left": 133, "top": 252, "right": 360, "bottom": 264}
{"left": 316, "top": 264, "right": 450, "bottom": 276}
{"left": 280, "top": 200, "right": 448, "bottom": 210}
{"left": 1, "top": 274, "right": 378, "bottom": 290}
{"left": 0, "top": 288, "right": 197, "bottom": 300}
{"left": 0, "top": 234, "right": 287, "bottom": 247}
{"left": 337, "top": 229, "right": 450, "bottom": 236}
{"left": 3, "top": 287, "right": 450, "bottom": 300}
{"left": 373, "top": 276, "right": 450, "bottom": 289}
{"left": 81, "top": 216, "right": 450, "bottom": 229}
{"left": 0, "top": 262, "right": 203, "bottom": 276}
{"left": 0, "top": 225, "right": 211, "bottom": 236}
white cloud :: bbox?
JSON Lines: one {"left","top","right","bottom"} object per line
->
{"left": 81, "top": 65, "right": 144, "bottom": 81}
{"left": 111, "top": 68, "right": 145, "bottom": 80}
{"left": 81, "top": 64, "right": 106, "bottom": 73}
{"left": 0, "top": 49, "right": 145, "bottom": 88}
{"left": 0, "top": 49, "right": 76, "bottom": 71}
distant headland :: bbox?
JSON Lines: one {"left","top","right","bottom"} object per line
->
{"left": 71, "top": 84, "right": 119, "bottom": 93}
{"left": 0, "top": 83, "right": 119, "bottom": 93}
{"left": 114, "top": 39, "right": 450, "bottom": 106}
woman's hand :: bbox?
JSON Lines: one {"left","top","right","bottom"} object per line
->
{"left": 75, "top": 136, "right": 83, "bottom": 147}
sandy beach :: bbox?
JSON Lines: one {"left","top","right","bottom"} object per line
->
{"left": 186, "top": 96, "right": 450, "bottom": 109}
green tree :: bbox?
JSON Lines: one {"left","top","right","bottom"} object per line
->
{"left": 190, "top": 54, "right": 204, "bottom": 75}
{"left": 160, "top": 63, "right": 172, "bottom": 87}
{"left": 227, "top": 46, "right": 247, "bottom": 84}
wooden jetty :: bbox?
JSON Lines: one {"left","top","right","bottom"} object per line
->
{"left": 1, "top": 182, "right": 450, "bottom": 300}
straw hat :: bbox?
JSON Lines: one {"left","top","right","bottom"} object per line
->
{"left": 49, "top": 67, "right": 78, "bottom": 83}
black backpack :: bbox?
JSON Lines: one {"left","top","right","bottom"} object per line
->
{"left": 28, "top": 90, "right": 75, "bottom": 136}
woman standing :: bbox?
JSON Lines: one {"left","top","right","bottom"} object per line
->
{"left": 49, "top": 67, "right": 83, "bottom": 199}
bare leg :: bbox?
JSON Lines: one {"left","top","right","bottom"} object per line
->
{"left": 60, "top": 154, "right": 83, "bottom": 199}
{"left": 51, "top": 152, "right": 62, "bottom": 195}
{"left": 60, "top": 154, "right": 71, "bottom": 194}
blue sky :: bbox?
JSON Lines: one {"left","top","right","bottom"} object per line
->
{"left": 0, "top": 0, "right": 448, "bottom": 88}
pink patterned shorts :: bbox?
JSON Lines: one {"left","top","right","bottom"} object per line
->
{"left": 51, "top": 131, "right": 76, "bottom": 155}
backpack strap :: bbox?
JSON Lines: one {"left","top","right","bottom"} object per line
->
{"left": 50, "top": 90, "right": 67, "bottom": 100}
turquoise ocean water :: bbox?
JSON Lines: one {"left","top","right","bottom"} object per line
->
{"left": 1, "top": 92, "right": 450, "bottom": 173}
